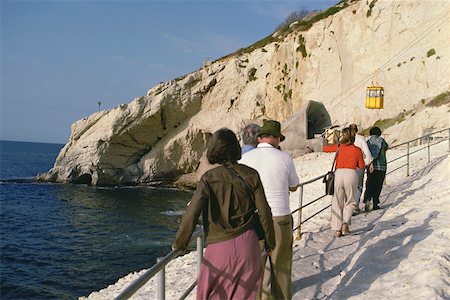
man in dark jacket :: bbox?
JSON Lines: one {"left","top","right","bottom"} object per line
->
{"left": 364, "top": 126, "right": 389, "bottom": 211}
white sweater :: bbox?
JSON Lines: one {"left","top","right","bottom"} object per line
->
{"left": 354, "top": 134, "right": 373, "bottom": 166}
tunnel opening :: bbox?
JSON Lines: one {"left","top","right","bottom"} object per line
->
{"left": 282, "top": 100, "right": 332, "bottom": 157}
{"left": 306, "top": 101, "right": 331, "bottom": 139}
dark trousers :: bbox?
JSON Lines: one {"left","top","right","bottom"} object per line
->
{"left": 363, "top": 170, "right": 386, "bottom": 206}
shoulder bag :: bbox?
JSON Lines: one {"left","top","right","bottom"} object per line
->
{"left": 227, "top": 167, "right": 265, "bottom": 240}
{"left": 323, "top": 144, "right": 340, "bottom": 195}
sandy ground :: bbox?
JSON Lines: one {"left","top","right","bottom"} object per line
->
{"left": 83, "top": 135, "right": 450, "bottom": 300}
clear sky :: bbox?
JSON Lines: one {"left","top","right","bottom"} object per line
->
{"left": 1, "top": 0, "right": 338, "bottom": 144}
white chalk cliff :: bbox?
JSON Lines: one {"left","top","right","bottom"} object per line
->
{"left": 38, "top": 0, "right": 450, "bottom": 187}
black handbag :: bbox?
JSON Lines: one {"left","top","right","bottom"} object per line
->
{"left": 323, "top": 144, "right": 340, "bottom": 195}
{"left": 227, "top": 167, "right": 265, "bottom": 240}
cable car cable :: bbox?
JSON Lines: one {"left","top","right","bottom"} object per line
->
{"left": 326, "top": 10, "right": 450, "bottom": 111}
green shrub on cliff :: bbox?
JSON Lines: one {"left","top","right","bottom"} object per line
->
{"left": 426, "top": 91, "right": 450, "bottom": 107}
{"left": 229, "top": 2, "right": 348, "bottom": 57}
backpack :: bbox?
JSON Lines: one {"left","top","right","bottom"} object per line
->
{"left": 367, "top": 136, "right": 383, "bottom": 160}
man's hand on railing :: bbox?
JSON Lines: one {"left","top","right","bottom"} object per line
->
{"left": 289, "top": 183, "right": 300, "bottom": 192}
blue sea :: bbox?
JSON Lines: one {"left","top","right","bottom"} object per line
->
{"left": 0, "top": 140, "right": 192, "bottom": 299}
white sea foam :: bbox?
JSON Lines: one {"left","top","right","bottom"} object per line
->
{"left": 160, "top": 210, "right": 185, "bottom": 216}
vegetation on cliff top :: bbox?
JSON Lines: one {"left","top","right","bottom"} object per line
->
{"left": 219, "top": 0, "right": 353, "bottom": 60}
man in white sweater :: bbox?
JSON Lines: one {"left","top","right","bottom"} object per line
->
{"left": 349, "top": 124, "right": 374, "bottom": 212}
{"left": 240, "top": 119, "right": 299, "bottom": 300}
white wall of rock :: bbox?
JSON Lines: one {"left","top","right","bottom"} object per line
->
{"left": 38, "top": 0, "right": 450, "bottom": 187}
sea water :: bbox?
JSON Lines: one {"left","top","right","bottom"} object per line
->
{"left": 0, "top": 140, "right": 192, "bottom": 299}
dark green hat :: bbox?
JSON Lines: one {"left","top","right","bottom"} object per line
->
{"left": 258, "top": 119, "right": 285, "bottom": 141}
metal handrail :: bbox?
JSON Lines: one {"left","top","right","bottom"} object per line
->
{"left": 116, "top": 127, "right": 449, "bottom": 300}
{"left": 389, "top": 128, "right": 449, "bottom": 149}
{"left": 114, "top": 228, "right": 204, "bottom": 300}
{"left": 178, "top": 280, "right": 197, "bottom": 300}
{"left": 386, "top": 128, "right": 449, "bottom": 176}
{"left": 114, "top": 249, "right": 180, "bottom": 300}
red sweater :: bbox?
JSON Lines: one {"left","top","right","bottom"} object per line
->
{"left": 323, "top": 144, "right": 365, "bottom": 170}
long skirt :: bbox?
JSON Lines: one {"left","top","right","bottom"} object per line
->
{"left": 197, "top": 229, "right": 263, "bottom": 300}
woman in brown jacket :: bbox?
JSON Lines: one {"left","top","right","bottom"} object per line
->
{"left": 173, "top": 128, "right": 275, "bottom": 300}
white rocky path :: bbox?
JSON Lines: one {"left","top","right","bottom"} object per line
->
{"left": 291, "top": 145, "right": 450, "bottom": 299}
{"left": 83, "top": 136, "right": 450, "bottom": 300}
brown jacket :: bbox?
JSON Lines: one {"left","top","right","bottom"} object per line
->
{"left": 173, "top": 163, "right": 275, "bottom": 251}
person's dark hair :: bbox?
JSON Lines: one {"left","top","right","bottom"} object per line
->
{"left": 370, "top": 126, "right": 382, "bottom": 137}
{"left": 242, "top": 124, "right": 261, "bottom": 146}
{"left": 207, "top": 128, "right": 241, "bottom": 165}
{"left": 349, "top": 124, "right": 358, "bottom": 136}
{"left": 340, "top": 127, "right": 355, "bottom": 145}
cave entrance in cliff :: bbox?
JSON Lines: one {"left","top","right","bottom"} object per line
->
{"left": 281, "top": 100, "right": 332, "bottom": 156}
{"left": 73, "top": 173, "right": 93, "bottom": 185}
{"left": 306, "top": 101, "right": 331, "bottom": 139}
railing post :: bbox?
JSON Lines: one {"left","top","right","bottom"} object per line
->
{"left": 406, "top": 142, "right": 410, "bottom": 177}
{"left": 427, "top": 134, "right": 431, "bottom": 163}
{"left": 157, "top": 257, "right": 165, "bottom": 300}
{"left": 296, "top": 185, "right": 304, "bottom": 240}
{"left": 197, "top": 235, "right": 204, "bottom": 273}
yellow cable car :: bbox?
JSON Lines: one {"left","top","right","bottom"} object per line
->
{"left": 366, "top": 86, "right": 384, "bottom": 109}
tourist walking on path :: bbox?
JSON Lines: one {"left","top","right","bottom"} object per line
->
{"left": 364, "top": 126, "right": 389, "bottom": 211}
{"left": 173, "top": 128, "right": 275, "bottom": 300}
{"left": 323, "top": 128, "right": 365, "bottom": 237}
{"left": 241, "top": 123, "right": 261, "bottom": 154}
{"left": 349, "top": 124, "right": 374, "bottom": 214}
{"left": 240, "top": 119, "right": 300, "bottom": 300}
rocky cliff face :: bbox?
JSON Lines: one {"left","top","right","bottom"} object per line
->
{"left": 38, "top": 0, "right": 450, "bottom": 187}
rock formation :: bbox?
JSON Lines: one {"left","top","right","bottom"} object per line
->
{"left": 38, "top": 0, "right": 450, "bottom": 187}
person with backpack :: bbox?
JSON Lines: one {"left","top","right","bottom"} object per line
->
{"left": 363, "top": 126, "right": 389, "bottom": 211}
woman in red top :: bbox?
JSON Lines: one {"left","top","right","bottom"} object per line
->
{"left": 325, "top": 128, "right": 365, "bottom": 237}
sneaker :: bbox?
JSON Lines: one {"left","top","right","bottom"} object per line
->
{"left": 352, "top": 207, "right": 360, "bottom": 216}
{"left": 373, "top": 204, "right": 380, "bottom": 210}
{"left": 365, "top": 202, "right": 371, "bottom": 212}
{"left": 335, "top": 231, "right": 342, "bottom": 238}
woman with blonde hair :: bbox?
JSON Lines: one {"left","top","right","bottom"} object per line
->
{"left": 324, "top": 127, "right": 365, "bottom": 237}
{"left": 173, "top": 128, "right": 275, "bottom": 299}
